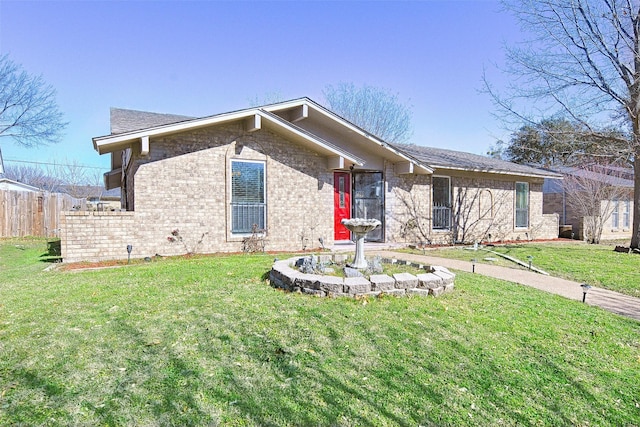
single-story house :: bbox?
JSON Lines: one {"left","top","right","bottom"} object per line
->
{"left": 0, "top": 177, "right": 41, "bottom": 192}
{"left": 543, "top": 164, "right": 634, "bottom": 241}
{"left": 61, "top": 98, "right": 561, "bottom": 262}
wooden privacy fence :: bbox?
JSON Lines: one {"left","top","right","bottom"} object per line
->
{"left": 0, "top": 190, "right": 85, "bottom": 238}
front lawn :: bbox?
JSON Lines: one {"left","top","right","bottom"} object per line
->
{"left": 1, "top": 238, "right": 639, "bottom": 426}
{"left": 404, "top": 241, "right": 640, "bottom": 297}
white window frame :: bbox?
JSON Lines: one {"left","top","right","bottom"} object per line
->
{"left": 432, "top": 176, "right": 451, "bottom": 231}
{"left": 623, "top": 200, "right": 631, "bottom": 229}
{"left": 515, "top": 182, "right": 529, "bottom": 229}
{"left": 612, "top": 199, "right": 620, "bottom": 229}
{"left": 230, "top": 159, "right": 266, "bottom": 235}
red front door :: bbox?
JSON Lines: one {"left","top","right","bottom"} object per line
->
{"left": 334, "top": 172, "right": 351, "bottom": 240}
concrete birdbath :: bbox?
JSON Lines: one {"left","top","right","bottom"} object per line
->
{"left": 341, "top": 218, "right": 381, "bottom": 269}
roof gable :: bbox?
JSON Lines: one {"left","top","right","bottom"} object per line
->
{"left": 259, "top": 98, "right": 433, "bottom": 174}
{"left": 94, "top": 98, "right": 432, "bottom": 174}
{"left": 96, "top": 98, "right": 555, "bottom": 180}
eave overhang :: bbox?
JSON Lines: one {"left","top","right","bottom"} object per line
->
{"left": 429, "top": 164, "right": 563, "bottom": 179}
{"left": 103, "top": 168, "right": 121, "bottom": 190}
{"left": 93, "top": 107, "right": 365, "bottom": 167}
{"left": 263, "top": 98, "right": 433, "bottom": 174}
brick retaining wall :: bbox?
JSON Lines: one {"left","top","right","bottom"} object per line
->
{"left": 61, "top": 211, "right": 136, "bottom": 262}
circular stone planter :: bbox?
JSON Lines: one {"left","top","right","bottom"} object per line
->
{"left": 269, "top": 254, "right": 455, "bottom": 298}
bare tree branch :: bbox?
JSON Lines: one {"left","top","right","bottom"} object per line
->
{"left": 485, "top": 0, "right": 640, "bottom": 247}
{"left": 323, "top": 83, "right": 413, "bottom": 144}
{"left": 0, "top": 54, "right": 67, "bottom": 148}
{"left": 562, "top": 162, "right": 633, "bottom": 243}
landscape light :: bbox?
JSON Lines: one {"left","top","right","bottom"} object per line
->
{"left": 527, "top": 255, "right": 533, "bottom": 270}
{"left": 471, "top": 258, "right": 477, "bottom": 274}
{"left": 127, "top": 244, "right": 133, "bottom": 264}
{"left": 581, "top": 283, "right": 592, "bottom": 303}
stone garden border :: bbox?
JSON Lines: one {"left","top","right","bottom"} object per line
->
{"left": 269, "top": 254, "right": 455, "bottom": 298}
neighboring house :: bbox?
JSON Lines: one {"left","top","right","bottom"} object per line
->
{"left": 0, "top": 178, "right": 85, "bottom": 238}
{"left": 0, "top": 177, "right": 41, "bottom": 192}
{"left": 543, "top": 165, "right": 634, "bottom": 241}
{"left": 61, "top": 98, "right": 560, "bottom": 262}
{"left": 55, "top": 185, "right": 121, "bottom": 211}
{"left": 94, "top": 187, "right": 122, "bottom": 211}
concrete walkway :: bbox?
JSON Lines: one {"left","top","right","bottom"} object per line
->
{"left": 369, "top": 250, "right": 640, "bottom": 322}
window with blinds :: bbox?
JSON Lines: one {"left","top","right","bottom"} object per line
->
{"left": 231, "top": 160, "right": 265, "bottom": 233}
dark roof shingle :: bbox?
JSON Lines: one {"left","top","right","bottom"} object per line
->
{"left": 396, "top": 144, "right": 560, "bottom": 178}
{"left": 110, "top": 108, "right": 194, "bottom": 134}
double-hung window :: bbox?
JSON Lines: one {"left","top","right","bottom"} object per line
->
{"left": 612, "top": 200, "right": 620, "bottom": 229}
{"left": 515, "top": 182, "right": 529, "bottom": 228}
{"left": 432, "top": 176, "right": 451, "bottom": 230}
{"left": 231, "top": 160, "right": 266, "bottom": 233}
{"left": 623, "top": 200, "right": 631, "bottom": 229}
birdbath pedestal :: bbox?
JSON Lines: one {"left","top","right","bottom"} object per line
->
{"left": 341, "top": 218, "right": 381, "bottom": 269}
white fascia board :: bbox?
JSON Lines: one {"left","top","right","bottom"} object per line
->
{"left": 140, "top": 135, "right": 150, "bottom": 156}
{"left": 430, "top": 164, "right": 562, "bottom": 179}
{"left": 92, "top": 107, "right": 363, "bottom": 166}
{"left": 0, "top": 178, "right": 41, "bottom": 192}
{"left": 266, "top": 99, "right": 433, "bottom": 174}
{"left": 93, "top": 109, "right": 265, "bottom": 154}
{"left": 259, "top": 110, "right": 364, "bottom": 166}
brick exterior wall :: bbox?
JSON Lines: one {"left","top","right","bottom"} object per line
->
{"left": 62, "top": 123, "right": 558, "bottom": 263}
{"left": 61, "top": 211, "right": 136, "bottom": 262}
{"left": 544, "top": 192, "right": 634, "bottom": 241}
{"left": 386, "top": 170, "right": 557, "bottom": 246}
{"left": 63, "top": 124, "right": 336, "bottom": 262}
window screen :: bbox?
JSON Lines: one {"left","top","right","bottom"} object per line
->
{"left": 231, "top": 160, "right": 265, "bottom": 233}
{"left": 432, "top": 176, "right": 451, "bottom": 230}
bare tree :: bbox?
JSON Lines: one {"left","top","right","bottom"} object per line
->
{"left": 394, "top": 189, "right": 433, "bottom": 246}
{"left": 393, "top": 180, "right": 513, "bottom": 246}
{"left": 46, "top": 159, "right": 102, "bottom": 198}
{"left": 485, "top": 0, "right": 640, "bottom": 248}
{"left": 451, "top": 184, "right": 512, "bottom": 244}
{"left": 2, "top": 163, "right": 60, "bottom": 191}
{"left": 0, "top": 54, "right": 67, "bottom": 148}
{"left": 3, "top": 160, "right": 102, "bottom": 197}
{"left": 323, "top": 83, "right": 413, "bottom": 144}
{"left": 247, "top": 91, "right": 286, "bottom": 107}
{"left": 562, "top": 163, "right": 632, "bottom": 244}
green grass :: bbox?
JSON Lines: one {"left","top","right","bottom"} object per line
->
{"left": 402, "top": 241, "right": 640, "bottom": 297}
{"left": 1, "top": 238, "right": 639, "bottom": 426}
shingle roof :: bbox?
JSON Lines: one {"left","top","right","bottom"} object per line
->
{"left": 106, "top": 103, "right": 558, "bottom": 179}
{"left": 549, "top": 165, "right": 634, "bottom": 188}
{"left": 98, "top": 103, "right": 367, "bottom": 167}
{"left": 395, "top": 144, "right": 561, "bottom": 178}
{"left": 110, "top": 108, "right": 193, "bottom": 134}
